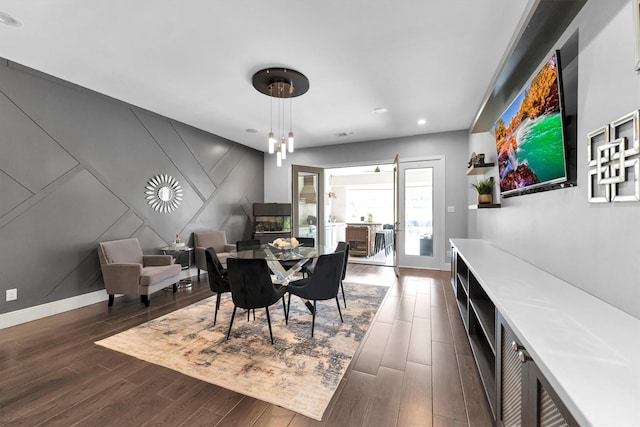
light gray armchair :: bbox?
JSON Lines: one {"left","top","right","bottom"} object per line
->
{"left": 97, "top": 238, "right": 182, "bottom": 307}
{"left": 194, "top": 230, "right": 235, "bottom": 279}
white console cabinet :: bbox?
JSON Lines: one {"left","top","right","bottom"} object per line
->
{"left": 450, "top": 239, "right": 639, "bottom": 426}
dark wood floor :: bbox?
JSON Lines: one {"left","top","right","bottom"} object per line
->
{"left": 0, "top": 264, "right": 492, "bottom": 426}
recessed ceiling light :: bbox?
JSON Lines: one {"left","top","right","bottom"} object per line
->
{"left": 372, "top": 107, "right": 388, "bottom": 114}
{"left": 245, "top": 128, "right": 258, "bottom": 133}
{"left": 334, "top": 131, "right": 354, "bottom": 137}
{"left": 417, "top": 118, "right": 427, "bottom": 125}
{"left": 0, "top": 12, "right": 20, "bottom": 27}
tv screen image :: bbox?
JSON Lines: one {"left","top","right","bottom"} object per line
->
{"left": 494, "top": 51, "right": 567, "bottom": 195}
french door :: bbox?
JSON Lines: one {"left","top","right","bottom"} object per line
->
{"left": 397, "top": 158, "right": 445, "bottom": 269}
{"left": 291, "top": 165, "right": 325, "bottom": 246}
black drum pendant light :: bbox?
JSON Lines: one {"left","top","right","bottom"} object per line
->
{"left": 252, "top": 68, "right": 309, "bottom": 167}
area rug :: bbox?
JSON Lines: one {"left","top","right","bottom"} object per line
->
{"left": 95, "top": 281, "right": 388, "bottom": 420}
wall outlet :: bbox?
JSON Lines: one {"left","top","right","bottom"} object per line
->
{"left": 6, "top": 288, "right": 17, "bottom": 301}
{"left": 446, "top": 250, "right": 451, "bottom": 258}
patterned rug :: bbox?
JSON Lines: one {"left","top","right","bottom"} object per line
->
{"left": 95, "top": 281, "right": 388, "bottom": 420}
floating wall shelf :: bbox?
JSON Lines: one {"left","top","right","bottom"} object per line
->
{"left": 469, "top": 204, "right": 501, "bottom": 209}
{"left": 467, "top": 162, "right": 495, "bottom": 176}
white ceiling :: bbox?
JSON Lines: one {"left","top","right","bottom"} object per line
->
{"left": 0, "top": 0, "right": 531, "bottom": 152}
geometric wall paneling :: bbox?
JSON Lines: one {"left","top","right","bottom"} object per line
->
{"left": 133, "top": 225, "right": 173, "bottom": 255}
{"left": 48, "top": 248, "right": 104, "bottom": 299}
{"left": 1, "top": 65, "right": 205, "bottom": 229}
{"left": 587, "top": 110, "right": 640, "bottom": 203}
{"left": 98, "top": 211, "right": 145, "bottom": 243}
{"left": 0, "top": 90, "right": 78, "bottom": 193}
{"left": 0, "top": 169, "right": 32, "bottom": 217}
{"left": 186, "top": 149, "right": 264, "bottom": 240}
{"left": 133, "top": 109, "right": 217, "bottom": 199}
{"left": 0, "top": 169, "right": 128, "bottom": 313}
{"left": 0, "top": 59, "right": 265, "bottom": 317}
{"left": 210, "top": 144, "right": 250, "bottom": 187}
{"left": 173, "top": 121, "right": 233, "bottom": 173}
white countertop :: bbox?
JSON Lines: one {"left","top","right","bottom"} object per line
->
{"left": 450, "top": 239, "right": 640, "bottom": 427}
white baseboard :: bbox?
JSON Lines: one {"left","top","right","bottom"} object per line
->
{"left": 0, "top": 267, "right": 197, "bottom": 330}
{"left": 0, "top": 289, "right": 109, "bottom": 330}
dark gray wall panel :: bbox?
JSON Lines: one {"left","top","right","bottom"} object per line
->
{"left": 0, "top": 64, "right": 202, "bottom": 243}
{"left": 0, "top": 59, "right": 264, "bottom": 317}
{"left": 133, "top": 109, "right": 216, "bottom": 200}
{"left": 0, "top": 169, "right": 128, "bottom": 312}
{"left": 134, "top": 225, "right": 171, "bottom": 254}
{"left": 0, "top": 170, "right": 32, "bottom": 217}
{"left": 187, "top": 149, "right": 263, "bottom": 243}
{"left": 210, "top": 144, "right": 249, "bottom": 187}
{"left": 99, "top": 211, "right": 144, "bottom": 242}
{"left": 0, "top": 90, "right": 77, "bottom": 193}
{"left": 173, "top": 122, "right": 233, "bottom": 172}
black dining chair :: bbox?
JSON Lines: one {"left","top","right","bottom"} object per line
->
{"left": 334, "top": 241, "right": 350, "bottom": 308}
{"left": 236, "top": 239, "right": 261, "bottom": 251}
{"left": 205, "top": 248, "right": 231, "bottom": 326}
{"left": 286, "top": 251, "right": 345, "bottom": 337}
{"left": 226, "top": 257, "right": 288, "bottom": 344}
{"left": 303, "top": 241, "right": 349, "bottom": 307}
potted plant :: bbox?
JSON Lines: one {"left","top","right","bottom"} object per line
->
{"left": 472, "top": 178, "right": 495, "bottom": 204}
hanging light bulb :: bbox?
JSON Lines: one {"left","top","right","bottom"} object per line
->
{"left": 276, "top": 146, "right": 282, "bottom": 167}
{"left": 268, "top": 86, "right": 276, "bottom": 153}
{"left": 288, "top": 97, "right": 294, "bottom": 152}
{"left": 268, "top": 132, "right": 276, "bottom": 154}
{"left": 288, "top": 131, "right": 294, "bottom": 153}
{"left": 281, "top": 138, "right": 287, "bottom": 160}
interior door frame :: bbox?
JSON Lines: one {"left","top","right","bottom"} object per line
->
{"left": 291, "top": 164, "right": 325, "bottom": 246}
{"left": 397, "top": 156, "right": 445, "bottom": 269}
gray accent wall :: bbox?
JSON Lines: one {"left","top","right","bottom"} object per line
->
{"left": 0, "top": 60, "right": 264, "bottom": 315}
{"left": 263, "top": 131, "right": 470, "bottom": 266}
{"left": 468, "top": 0, "right": 640, "bottom": 319}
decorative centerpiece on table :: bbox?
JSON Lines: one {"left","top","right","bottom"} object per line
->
{"left": 173, "top": 234, "right": 185, "bottom": 249}
{"left": 270, "top": 237, "right": 300, "bottom": 251}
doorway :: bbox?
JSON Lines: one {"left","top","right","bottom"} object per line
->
{"left": 325, "top": 164, "right": 395, "bottom": 267}
{"left": 397, "top": 158, "right": 445, "bottom": 269}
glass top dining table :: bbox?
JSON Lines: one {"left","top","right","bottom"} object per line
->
{"left": 228, "top": 244, "right": 335, "bottom": 284}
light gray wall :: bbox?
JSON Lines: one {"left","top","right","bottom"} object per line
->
{"left": 468, "top": 0, "right": 640, "bottom": 319}
{"left": 0, "top": 60, "right": 264, "bottom": 315}
{"left": 263, "top": 131, "right": 470, "bottom": 264}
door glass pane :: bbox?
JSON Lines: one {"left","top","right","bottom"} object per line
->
{"left": 404, "top": 168, "right": 433, "bottom": 256}
{"left": 297, "top": 172, "right": 318, "bottom": 243}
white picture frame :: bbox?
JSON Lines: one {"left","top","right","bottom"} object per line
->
{"left": 635, "top": 0, "right": 640, "bottom": 70}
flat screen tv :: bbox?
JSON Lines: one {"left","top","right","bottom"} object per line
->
{"left": 494, "top": 51, "right": 567, "bottom": 196}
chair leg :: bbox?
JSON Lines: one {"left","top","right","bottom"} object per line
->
{"left": 197, "top": 268, "right": 201, "bottom": 279}
{"left": 311, "top": 300, "right": 317, "bottom": 337}
{"left": 108, "top": 294, "right": 114, "bottom": 307}
{"left": 213, "top": 293, "right": 221, "bottom": 325}
{"left": 281, "top": 296, "right": 287, "bottom": 320}
{"left": 335, "top": 296, "right": 343, "bottom": 322}
{"left": 286, "top": 294, "right": 291, "bottom": 324}
{"left": 173, "top": 283, "right": 178, "bottom": 294}
{"left": 265, "top": 306, "right": 274, "bottom": 344}
{"left": 340, "top": 280, "right": 346, "bottom": 308}
{"left": 226, "top": 306, "right": 237, "bottom": 340}
{"left": 141, "top": 295, "right": 150, "bottom": 307}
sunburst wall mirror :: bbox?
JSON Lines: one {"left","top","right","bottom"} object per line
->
{"left": 145, "top": 174, "right": 183, "bottom": 213}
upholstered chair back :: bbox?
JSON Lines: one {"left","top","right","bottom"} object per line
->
{"left": 97, "top": 238, "right": 144, "bottom": 265}
{"left": 194, "top": 231, "right": 228, "bottom": 253}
